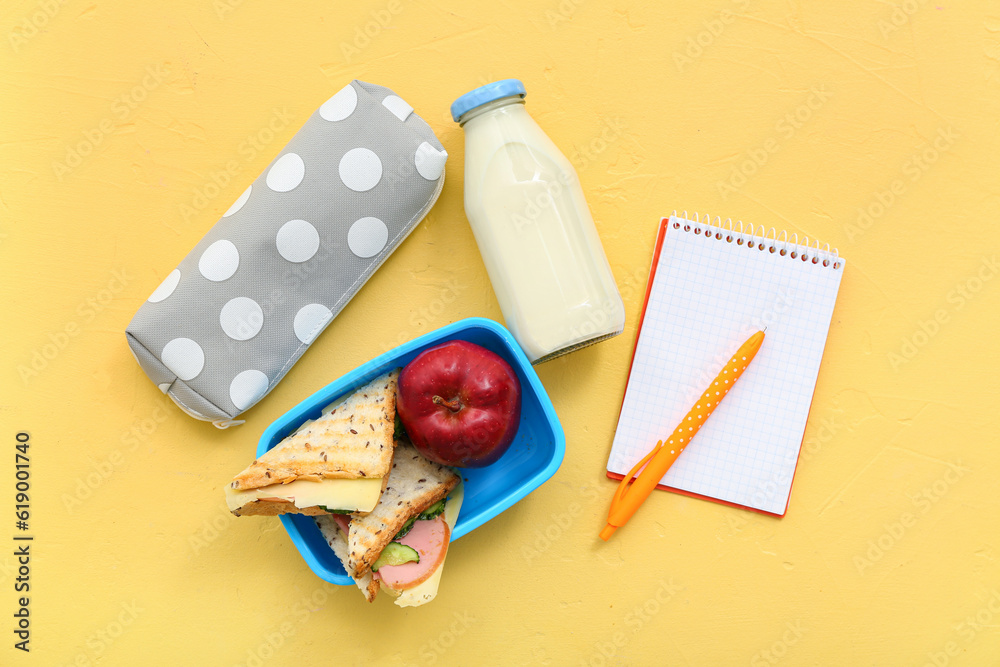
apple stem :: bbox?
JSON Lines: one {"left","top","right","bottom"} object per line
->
{"left": 432, "top": 395, "right": 463, "bottom": 413}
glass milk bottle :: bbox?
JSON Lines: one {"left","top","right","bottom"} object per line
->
{"left": 452, "top": 79, "right": 625, "bottom": 363}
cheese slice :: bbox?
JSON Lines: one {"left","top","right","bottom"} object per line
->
{"left": 390, "top": 482, "right": 464, "bottom": 608}
{"left": 224, "top": 477, "right": 384, "bottom": 513}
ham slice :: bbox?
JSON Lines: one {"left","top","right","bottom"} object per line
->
{"left": 333, "top": 514, "right": 351, "bottom": 535}
{"left": 377, "top": 516, "right": 450, "bottom": 591}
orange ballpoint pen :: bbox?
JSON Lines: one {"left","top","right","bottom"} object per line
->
{"left": 600, "top": 330, "right": 765, "bottom": 540}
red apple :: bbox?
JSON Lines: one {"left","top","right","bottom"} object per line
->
{"left": 396, "top": 340, "right": 521, "bottom": 467}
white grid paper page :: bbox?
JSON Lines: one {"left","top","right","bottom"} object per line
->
{"left": 607, "top": 216, "right": 845, "bottom": 515}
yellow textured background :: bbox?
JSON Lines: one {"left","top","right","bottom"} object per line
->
{"left": 2, "top": 1, "right": 999, "bottom": 665}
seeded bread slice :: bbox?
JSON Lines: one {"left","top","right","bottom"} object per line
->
{"left": 234, "top": 500, "right": 331, "bottom": 517}
{"left": 316, "top": 516, "right": 380, "bottom": 602}
{"left": 347, "top": 441, "right": 459, "bottom": 578}
{"left": 229, "top": 370, "right": 399, "bottom": 490}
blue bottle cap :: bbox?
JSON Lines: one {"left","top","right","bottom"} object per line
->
{"left": 451, "top": 79, "right": 526, "bottom": 123}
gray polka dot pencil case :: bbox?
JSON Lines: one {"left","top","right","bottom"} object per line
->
{"left": 125, "top": 80, "right": 448, "bottom": 428}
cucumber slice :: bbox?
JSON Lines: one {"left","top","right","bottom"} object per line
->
{"left": 371, "top": 543, "right": 419, "bottom": 572}
{"left": 393, "top": 498, "right": 448, "bottom": 539}
{"left": 418, "top": 499, "right": 446, "bottom": 520}
{"left": 394, "top": 516, "right": 417, "bottom": 540}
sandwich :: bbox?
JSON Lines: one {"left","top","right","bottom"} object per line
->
{"left": 225, "top": 370, "right": 399, "bottom": 517}
{"left": 316, "top": 441, "right": 462, "bottom": 607}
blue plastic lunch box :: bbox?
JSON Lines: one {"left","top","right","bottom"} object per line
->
{"left": 256, "top": 317, "right": 566, "bottom": 585}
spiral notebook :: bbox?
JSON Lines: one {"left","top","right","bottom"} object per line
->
{"left": 606, "top": 213, "right": 845, "bottom": 516}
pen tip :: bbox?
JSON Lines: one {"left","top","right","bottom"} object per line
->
{"left": 599, "top": 524, "right": 617, "bottom": 541}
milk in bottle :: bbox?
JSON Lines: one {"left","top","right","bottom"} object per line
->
{"left": 452, "top": 79, "right": 625, "bottom": 363}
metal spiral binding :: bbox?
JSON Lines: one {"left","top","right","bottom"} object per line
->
{"left": 672, "top": 211, "right": 841, "bottom": 270}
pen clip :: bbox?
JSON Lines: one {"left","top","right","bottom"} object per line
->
{"left": 612, "top": 440, "right": 663, "bottom": 508}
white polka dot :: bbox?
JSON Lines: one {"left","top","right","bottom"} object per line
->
{"left": 220, "top": 297, "right": 264, "bottom": 341}
{"left": 148, "top": 269, "right": 180, "bottom": 303}
{"left": 294, "top": 303, "right": 333, "bottom": 344}
{"left": 230, "top": 370, "right": 269, "bottom": 410}
{"left": 381, "top": 95, "right": 413, "bottom": 121}
{"left": 414, "top": 142, "right": 447, "bottom": 181}
{"left": 347, "top": 217, "right": 388, "bottom": 258}
{"left": 199, "top": 240, "right": 240, "bottom": 281}
{"left": 161, "top": 338, "right": 205, "bottom": 381}
{"left": 319, "top": 84, "right": 358, "bottom": 122}
{"left": 338, "top": 148, "right": 382, "bottom": 192}
{"left": 670, "top": 450, "right": 675, "bottom": 454}
{"left": 223, "top": 185, "right": 252, "bottom": 217}
{"left": 276, "top": 219, "right": 320, "bottom": 263}
{"left": 266, "top": 153, "right": 305, "bottom": 192}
